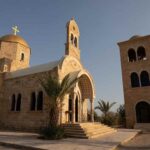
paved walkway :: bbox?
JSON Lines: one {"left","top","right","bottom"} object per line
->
{"left": 117, "top": 132, "right": 150, "bottom": 150}
{"left": 0, "top": 129, "right": 141, "bottom": 150}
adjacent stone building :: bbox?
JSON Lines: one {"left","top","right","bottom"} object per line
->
{"left": 0, "top": 19, "right": 95, "bottom": 130}
{"left": 118, "top": 35, "right": 150, "bottom": 128}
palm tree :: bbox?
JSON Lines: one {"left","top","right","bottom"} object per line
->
{"left": 95, "top": 99, "right": 116, "bottom": 117}
{"left": 40, "top": 73, "right": 80, "bottom": 127}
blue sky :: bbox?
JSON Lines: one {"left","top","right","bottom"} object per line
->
{"left": 1, "top": 0, "right": 150, "bottom": 111}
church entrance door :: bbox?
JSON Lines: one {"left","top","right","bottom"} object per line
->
{"left": 136, "top": 101, "right": 150, "bottom": 123}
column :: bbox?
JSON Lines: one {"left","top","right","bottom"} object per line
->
{"left": 72, "top": 93, "right": 76, "bottom": 123}
{"left": 90, "top": 100, "right": 94, "bottom": 122}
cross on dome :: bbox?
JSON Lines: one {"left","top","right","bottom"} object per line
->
{"left": 12, "top": 26, "right": 19, "bottom": 35}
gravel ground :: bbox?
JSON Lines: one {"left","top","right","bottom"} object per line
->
{"left": 117, "top": 132, "right": 150, "bottom": 150}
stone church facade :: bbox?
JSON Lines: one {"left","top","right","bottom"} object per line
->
{"left": 118, "top": 35, "right": 150, "bottom": 128}
{"left": 0, "top": 19, "right": 95, "bottom": 130}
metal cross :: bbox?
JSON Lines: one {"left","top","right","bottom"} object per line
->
{"left": 12, "top": 26, "right": 19, "bottom": 35}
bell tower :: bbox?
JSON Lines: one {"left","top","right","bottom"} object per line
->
{"left": 65, "top": 18, "right": 80, "bottom": 60}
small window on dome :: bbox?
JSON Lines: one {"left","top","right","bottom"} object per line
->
{"left": 21, "top": 53, "right": 24, "bottom": 61}
{"left": 73, "top": 26, "right": 75, "bottom": 31}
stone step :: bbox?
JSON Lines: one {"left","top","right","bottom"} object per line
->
{"left": 89, "top": 129, "right": 116, "bottom": 138}
{"left": 65, "top": 134, "right": 88, "bottom": 139}
{"left": 134, "top": 123, "right": 150, "bottom": 132}
{"left": 82, "top": 125, "right": 112, "bottom": 131}
{"left": 85, "top": 127, "right": 115, "bottom": 135}
{"left": 65, "top": 131, "right": 86, "bottom": 136}
{"left": 63, "top": 123, "right": 116, "bottom": 139}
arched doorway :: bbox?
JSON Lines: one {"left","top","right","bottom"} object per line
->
{"left": 136, "top": 101, "right": 150, "bottom": 123}
{"left": 75, "top": 97, "right": 78, "bottom": 122}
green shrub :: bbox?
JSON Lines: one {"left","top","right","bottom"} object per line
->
{"left": 39, "top": 126, "right": 65, "bottom": 140}
{"left": 100, "top": 112, "right": 117, "bottom": 126}
{"left": 117, "top": 104, "right": 126, "bottom": 127}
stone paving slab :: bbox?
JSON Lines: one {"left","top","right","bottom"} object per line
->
{"left": 117, "top": 132, "right": 150, "bottom": 150}
{"left": 0, "top": 129, "right": 141, "bottom": 150}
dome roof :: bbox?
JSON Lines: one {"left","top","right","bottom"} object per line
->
{"left": 129, "top": 35, "right": 141, "bottom": 40}
{"left": 0, "top": 34, "right": 29, "bottom": 47}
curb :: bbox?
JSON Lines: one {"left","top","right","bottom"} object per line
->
{"left": 0, "top": 141, "right": 46, "bottom": 150}
{"left": 112, "top": 130, "right": 142, "bottom": 150}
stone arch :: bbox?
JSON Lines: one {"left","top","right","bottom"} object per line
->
{"left": 128, "top": 48, "right": 136, "bottom": 62}
{"left": 69, "top": 70, "right": 95, "bottom": 100}
{"left": 137, "top": 46, "right": 146, "bottom": 60}
{"left": 136, "top": 101, "right": 150, "bottom": 123}
{"left": 130, "top": 72, "right": 140, "bottom": 87}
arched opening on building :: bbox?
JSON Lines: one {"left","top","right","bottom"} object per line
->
{"left": 21, "top": 53, "right": 24, "bottom": 61}
{"left": 65, "top": 70, "right": 95, "bottom": 123}
{"left": 130, "top": 72, "right": 140, "bottom": 87}
{"left": 30, "top": 92, "right": 36, "bottom": 111}
{"left": 137, "top": 46, "right": 146, "bottom": 60}
{"left": 11, "top": 94, "right": 16, "bottom": 111}
{"left": 70, "top": 34, "right": 74, "bottom": 44}
{"left": 16, "top": 93, "right": 21, "bottom": 111}
{"left": 75, "top": 97, "right": 78, "bottom": 122}
{"left": 77, "top": 72, "right": 95, "bottom": 122}
{"left": 140, "top": 71, "right": 150, "bottom": 86}
{"left": 74, "top": 37, "right": 77, "bottom": 47}
{"left": 68, "top": 95, "right": 72, "bottom": 122}
{"left": 37, "top": 91, "right": 43, "bottom": 110}
{"left": 128, "top": 49, "right": 136, "bottom": 62}
{"left": 136, "top": 101, "right": 150, "bottom": 123}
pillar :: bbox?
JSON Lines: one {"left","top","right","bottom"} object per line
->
{"left": 90, "top": 100, "right": 94, "bottom": 122}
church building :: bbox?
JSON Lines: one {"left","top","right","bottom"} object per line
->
{"left": 118, "top": 35, "right": 150, "bottom": 128}
{"left": 0, "top": 19, "right": 95, "bottom": 130}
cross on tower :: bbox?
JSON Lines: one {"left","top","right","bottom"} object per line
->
{"left": 12, "top": 26, "right": 19, "bottom": 35}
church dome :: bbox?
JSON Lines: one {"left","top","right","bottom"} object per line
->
{"left": 0, "top": 34, "right": 29, "bottom": 47}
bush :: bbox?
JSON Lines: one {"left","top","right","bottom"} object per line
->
{"left": 100, "top": 112, "right": 117, "bottom": 126}
{"left": 117, "top": 104, "right": 126, "bottom": 127}
{"left": 39, "top": 126, "right": 65, "bottom": 140}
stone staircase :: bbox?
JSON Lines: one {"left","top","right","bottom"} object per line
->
{"left": 62, "top": 122, "right": 116, "bottom": 139}
{"left": 134, "top": 123, "right": 150, "bottom": 132}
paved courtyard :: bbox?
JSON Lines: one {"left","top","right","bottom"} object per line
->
{"left": 0, "top": 129, "right": 141, "bottom": 150}
{"left": 117, "top": 132, "right": 150, "bottom": 150}
{"left": 0, "top": 146, "right": 18, "bottom": 150}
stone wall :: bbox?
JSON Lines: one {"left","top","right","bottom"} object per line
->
{"left": 0, "top": 69, "right": 57, "bottom": 131}
{"left": 118, "top": 36, "right": 150, "bottom": 128}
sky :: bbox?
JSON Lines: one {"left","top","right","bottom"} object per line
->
{"left": 1, "top": 0, "right": 150, "bottom": 111}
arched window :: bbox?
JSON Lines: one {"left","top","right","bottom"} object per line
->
{"left": 37, "top": 91, "right": 43, "bottom": 110}
{"left": 70, "top": 34, "right": 74, "bottom": 44}
{"left": 11, "top": 94, "right": 16, "bottom": 111}
{"left": 16, "top": 93, "right": 21, "bottom": 111}
{"left": 137, "top": 46, "right": 146, "bottom": 60}
{"left": 130, "top": 72, "right": 140, "bottom": 87}
{"left": 74, "top": 37, "right": 77, "bottom": 47}
{"left": 30, "top": 92, "right": 36, "bottom": 111}
{"left": 140, "top": 71, "right": 150, "bottom": 86}
{"left": 128, "top": 49, "right": 136, "bottom": 62}
{"left": 21, "top": 53, "right": 24, "bottom": 61}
